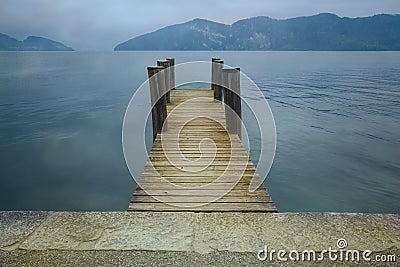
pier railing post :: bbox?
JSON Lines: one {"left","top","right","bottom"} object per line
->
{"left": 166, "top": 58, "right": 175, "bottom": 91}
{"left": 222, "top": 67, "right": 241, "bottom": 138}
{"left": 211, "top": 57, "right": 220, "bottom": 93}
{"left": 157, "top": 60, "right": 171, "bottom": 103}
{"left": 212, "top": 58, "right": 224, "bottom": 101}
{"left": 148, "top": 66, "right": 168, "bottom": 142}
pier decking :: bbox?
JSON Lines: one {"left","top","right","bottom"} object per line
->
{"left": 128, "top": 59, "right": 276, "bottom": 212}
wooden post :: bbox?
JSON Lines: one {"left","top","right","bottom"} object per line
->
{"left": 157, "top": 60, "right": 171, "bottom": 103}
{"left": 212, "top": 58, "right": 224, "bottom": 101}
{"left": 166, "top": 58, "right": 175, "bottom": 90}
{"left": 211, "top": 57, "right": 220, "bottom": 92}
{"left": 222, "top": 67, "right": 241, "bottom": 138}
{"left": 148, "top": 66, "right": 168, "bottom": 142}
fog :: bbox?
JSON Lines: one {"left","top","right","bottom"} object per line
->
{"left": 1, "top": 0, "right": 399, "bottom": 50}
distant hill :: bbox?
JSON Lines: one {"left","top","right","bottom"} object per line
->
{"left": 115, "top": 13, "right": 400, "bottom": 51}
{"left": 0, "top": 33, "right": 73, "bottom": 51}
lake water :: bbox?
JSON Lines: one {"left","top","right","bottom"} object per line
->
{"left": 0, "top": 51, "right": 399, "bottom": 213}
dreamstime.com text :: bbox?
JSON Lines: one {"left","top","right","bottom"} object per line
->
{"left": 257, "top": 239, "right": 396, "bottom": 263}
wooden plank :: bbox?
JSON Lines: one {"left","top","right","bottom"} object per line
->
{"left": 138, "top": 175, "right": 262, "bottom": 182}
{"left": 148, "top": 153, "right": 250, "bottom": 157}
{"left": 140, "top": 170, "right": 259, "bottom": 177}
{"left": 151, "top": 145, "right": 242, "bottom": 149}
{"left": 132, "top": 195, "right": 272, "bottom": 203}
{"left": 139, "top": 176, "right": 259, "bottom": 182}
{"left": 137, "top": 182, "right": 264, "bottom": 189}
{"left": 148, "top": 157, "right": 251, "bottom": 162}
{"left": 128, "top": 202, "right": 276, "bottom": 212}
{"left": 145, "top": 159, "right": 253, "bottom": 165}
{"left": 139, "top": 174, "right": 263, "bottom": 180}
{"left": 133, "top": 188, "right": 269, "bottom": 197}
{"left": 142, "top": 168, "right": 257, "bottom": 173}
{"left": 150, "top": 149, "right": 241, "bottom": 153}
{"left": 138, "top": 180, "right": 263, "bottom": 186}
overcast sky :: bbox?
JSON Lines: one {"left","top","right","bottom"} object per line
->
{"left": 1, "top": 0, "right": 399, "bottom": 51}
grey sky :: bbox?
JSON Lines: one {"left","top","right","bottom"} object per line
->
{"left": 1, "top": 0, "right": 399, "bottom": 51}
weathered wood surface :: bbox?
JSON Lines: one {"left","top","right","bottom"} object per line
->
{"left": 128, "top": 89, "right": 276, "bottom": 212}
{"left": 147, "top": 66, "right": 168, "bottom": 142}
{"left": 212, "top": 58, "right": 224, "bottom": 101}
{"left": 222, "top": 68, "right": 242, "bottom": 138}
{"left": 157, "top": 60, "right": 171, "bottom": 103}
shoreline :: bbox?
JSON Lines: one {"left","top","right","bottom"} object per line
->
{"left": 1, "top": 211, "right": 398, "bottom": 265}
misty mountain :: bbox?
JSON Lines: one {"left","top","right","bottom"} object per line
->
{"left": 115, "top": 13, "right": 400, "bottom": 51}
{"left": 0, "top": 34, "right": 74, "bottom": 51}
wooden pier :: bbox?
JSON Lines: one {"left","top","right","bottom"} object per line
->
{"left": 128, "top": 58, "right": 276, "bottom": 212}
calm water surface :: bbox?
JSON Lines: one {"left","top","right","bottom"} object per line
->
{"left": 0, "top": 51, "right": 399, "bottom": 212}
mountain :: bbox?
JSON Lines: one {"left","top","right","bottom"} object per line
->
{"left": 0, "top": 33, "right": 74, "bottom": 51}
{"left": 115, "top": 14, "right": 400, "bottom": 51}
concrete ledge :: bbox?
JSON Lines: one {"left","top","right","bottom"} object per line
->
{"left": 0, "top": 212, "right": 399, "bottom": 266}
